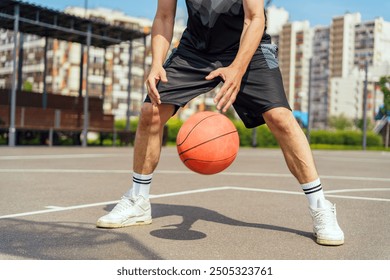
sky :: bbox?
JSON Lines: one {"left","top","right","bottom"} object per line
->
{"left": 25, "top": 0, "right": 390, "bottom": 27}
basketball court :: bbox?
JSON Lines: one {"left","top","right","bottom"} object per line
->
{"left": 0, "top": 146, "right": 389, "bottom": 260}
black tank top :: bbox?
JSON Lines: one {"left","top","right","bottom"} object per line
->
{"left": 179, "top": 0, "right": 271, "bottom": 54}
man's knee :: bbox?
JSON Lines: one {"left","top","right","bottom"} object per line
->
{"left": 263, "top": 107, "right": 296, "bottom": 133}
{"left": 263, "top": 107, "right": 294, "bottom": 124}
{"left": 138, "top": 103, "right": 174, "bottom": 130}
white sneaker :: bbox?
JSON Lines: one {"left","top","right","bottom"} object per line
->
{"left": 309, "top": 199, "right": 344, "bottom": 246}
{"left": 96, "top": 196, "right": 152, "bottom": 228}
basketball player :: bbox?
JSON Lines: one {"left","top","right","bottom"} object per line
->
{"left": 97, "top": 0, "right": 344, "bottom": 246}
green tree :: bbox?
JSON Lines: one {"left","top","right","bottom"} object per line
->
{"left": 355, "top": 118, "right": 375, "bottom": 131}
{"left": 379, "top": 76, "right": 390, "bottom": 116}
{"left": 328, "top": 114, "right": 354, "bottom": 130}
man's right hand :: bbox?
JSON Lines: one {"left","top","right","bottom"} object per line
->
{"left": 145, "top": 65, "right": 168, "bottom": 106}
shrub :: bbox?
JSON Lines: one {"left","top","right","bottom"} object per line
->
{"left": 310, "top": 130, "right": 382, "bottom": 147}
{"left": 115, "top": 118, "right": 138, "bottom": 132}
{"left": 166, "top": 117, "right": 183, "bottom": 144}
{"left": 256, "top": 125, "right": 279, "bottom": 147}
{"left": 366, "top": 131, "right": 383, "bottom": 146}
{"left": 116, "top": 116, "right": 383, "bottom": 148}
{"left": 232, "top": 120, "right": 252, "bottom": 146}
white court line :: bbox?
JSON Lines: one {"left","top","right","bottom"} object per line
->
{"left": 0, "top": 200, "right": 120, "bottom": 219}
{"left": 325, "top": 188, "right": 390, "bottom": 194}
{"left": 325, "top": 194, "right": 390, "bottom": 202}
{"left": 225, "top": 186, "right": 390, "bottom": 202}
{"left": 0, "top": 169, "right": 130, "bottom": 174}
{"left": 45, "top": 206, "right": 65, "bottom": 210}
{"left": 316, "top": 157, "right": 390, "bottom": 164}
{"left": 0, "top": 187, "right": 228, "bottom": 219}
{"left": 1, "top": 168, "right": 390, "bottom": 182}
{"left": 0, "top": 154, "right": 121, "bottom": 160}
{"left": 0, "top": 186, "right": 389, "bottom": 220}
{"left": 221, "top": 171, "right": 390, "bottom": 182}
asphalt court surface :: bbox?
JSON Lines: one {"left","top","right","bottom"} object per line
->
{"left": 0, "top": 146, "right": 389, "bottom": 260}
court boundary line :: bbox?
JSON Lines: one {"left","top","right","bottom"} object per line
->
{"left": 0, "top": 154, "right": 122, "bottom": 160}
{"left": 1, "top": 168, "right": 390, "bottom": 182}
{"left": 0, "top": 186, "right": 389, "bottom": 220}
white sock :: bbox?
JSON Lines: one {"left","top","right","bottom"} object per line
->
{"left": 127, "top": 172, "right": 152, "bottom": 199}
{"left": 123, "top": 187, "right": 136, "bottom": 199}
{"left": 301, "top": 178, "right": 325, "bottom": 208}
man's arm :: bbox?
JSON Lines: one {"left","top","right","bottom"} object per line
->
{"left": 146, "top": 0, "right": 177, "bottom": 106}
{"left": 232, "top": 0, "right": 265, "bottom": 73}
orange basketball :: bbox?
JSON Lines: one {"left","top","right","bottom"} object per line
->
{"left": 176, "top": 111, "right": 240, "bottom": 175}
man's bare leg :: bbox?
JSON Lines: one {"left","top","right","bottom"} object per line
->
{"left": 133, "top": 103, "right": 175, "bottom": 174}
{"left": 262, "top": 107, "right": 318, "bottom": 184}
{"left": 263, "top": 107, "right": 344, "bottom": 245}
{"left": 96, "top": 103, "right": 174, "bottom": 228}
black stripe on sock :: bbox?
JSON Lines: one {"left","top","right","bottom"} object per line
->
{"left": 133, "top": 177, "right": 151, "bottom": 182}
{"left": 303, "top": 184, "right": 322, "bottom": 195}
{"left": 133, "top": 177, "right": 152, "bottom": 185}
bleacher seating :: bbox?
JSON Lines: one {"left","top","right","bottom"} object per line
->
{"left": 0, "top": 89, "right": 133, "bottom": 145}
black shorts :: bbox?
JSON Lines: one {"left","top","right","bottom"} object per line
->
{"left": 145, "top": 44, "right": 291, "bottom": 128}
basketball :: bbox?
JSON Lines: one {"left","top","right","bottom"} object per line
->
{"left": 176, "top": 111, "right": 240, "bottom": 175}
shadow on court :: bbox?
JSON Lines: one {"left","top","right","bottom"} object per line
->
{"left": 148, "top": 204, "right": 312, "bottom": 242}
{"left": 0, "top": 203, "right": 313, "bottom": 259}
{"left": 0, "top": 218, "right": 163, "bottom": 260}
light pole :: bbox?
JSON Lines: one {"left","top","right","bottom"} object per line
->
{"left": 307, "top": 58, "right": 313, "bottom": 143}
{"left": 8, "top": 5, "right": 19, "bottom": 147}
{"left": 362, "top": 59, "right": 368, "bottom": 151}
{"left": 126, "top": 41, "right": 133, "bottom": 131}
{"left": 125, "top": 39, "right": 148, "bottom": 131}
{"left": 361, "top": 23, "right": 374, "bottom": 151}
{"left": 81, "top": 0, "right": 89, "bottom": 147}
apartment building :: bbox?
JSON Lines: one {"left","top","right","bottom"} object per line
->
{"left": 0, "top": 32, "right": 45, "bottom": 90}
{"left": 276, "top": 11, "right": 390, "bottom": 129}
{"left": 66, "top": 7, "right": 153, "bottom": 119}
{"left": 279, "top": 21, "right": 312, "bottom": 112}
{"left": 329, "top": 13, "right": 361, "bottom": 79}
{"left": 355, "top": 18, "right": 390, "bottom": 71}
{"left": 310, "top": 26, "right": 330, "bottom": 129}
{"left": 329, "top": 14, "right": 390, "bottom": 122}
{"left": 355, "top": 18, "right": 390, "bottom": 119}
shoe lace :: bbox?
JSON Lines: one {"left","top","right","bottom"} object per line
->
{"left": 313, "top": 205, "right": 337, "bottom": 230}
{"left": 111, "top": 197, "right": 134, "bottom": 214}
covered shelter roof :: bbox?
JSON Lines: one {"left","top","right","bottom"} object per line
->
{"left": 1, "top": 0, "right": 150, "bottom": 147}
{"left": 0, "top": 0, "right": 149, "bottom": 48}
